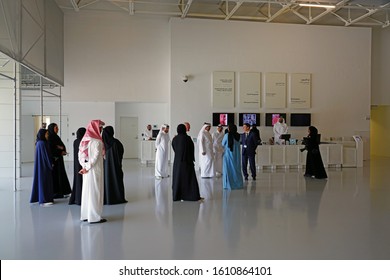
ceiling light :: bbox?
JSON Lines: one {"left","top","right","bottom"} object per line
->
{"left": 299, "top": 3, "right": 336, "bottom": 9}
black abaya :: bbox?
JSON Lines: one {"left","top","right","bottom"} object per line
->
{"left": 304, "top": 127, "right": 327, "bottom": 179}
{"left": 69, "top": 127, "right": 86, "bottom": 205}
{"left": 171, "top": 125, "right": 201, "bottom": 201}
{"left": 48, "top": 123, "right": 71, "bottom": 198}
{"left": 103, "top": 126, "right": 127, "bottom": 205}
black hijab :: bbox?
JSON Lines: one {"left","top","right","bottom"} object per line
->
{"left": 102, "top": 126, "right": 115, "bottom": 150}
{"left": 177, "top": 124, "right": 187, "bottom": 135}
{"left": 36, "top": 129, "right": 47, "bottom": 142}
{"left": 47, "top": 123, "right": 66, "bottom": 152}
{"left": 173, "top": 124, "right": 194, "bottom": 163}
{"left": 309, "top": 126, "right": 318, "bottom": 137}
{"left": 76, "top": 127, "right": 86, "bottom": 140}
{"left": 227, "top": 124, "right": 240, "bottom": 152}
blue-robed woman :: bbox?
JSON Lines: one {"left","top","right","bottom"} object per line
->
{"left": 30, "top": 129, "right": 54, "bottom": 206}
{"left": 222, "top": 124, "right": 243, "bottom": 190}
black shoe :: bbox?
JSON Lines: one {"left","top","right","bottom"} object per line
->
{"left": 89, "top": 219, "right": 107, "bottom": 224}
{"left": 244, "top": 176, "right": 248, "bottom": 181}
{"left": 82, "top": 219, "right": 88, "bottom": 222}
{"left": 252, "top": 177, "right": 256, "bottom": 180}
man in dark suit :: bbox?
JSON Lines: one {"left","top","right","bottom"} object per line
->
{"left": 241, "top": 123, "right": 258, "bottom": 180}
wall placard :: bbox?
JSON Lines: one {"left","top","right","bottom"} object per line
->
{"left": 264, "top": 72, "right": 286, "bottom": 108}
{"left": 290, "top": 73, "right": 311, "bottom": 108}
{"left": 212, "top": 71, "right": 235, "bottom": 108}
{"left": 239, "top": 72, "right": 261, "bottom": 108}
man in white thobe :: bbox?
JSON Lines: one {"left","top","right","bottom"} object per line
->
{"left": 197, "top": 123, "right": 214, "bottom": 178}
{"left": 143, "top": 124, "right": 153, "bottom": 140}
{"left": 212, "top": 124, "right": 224, "bottom": 177}
{"left": 78, "top": 120, "right": 106, "bottom": 224}
{"left": 273, "top": 117, "right": 288, "bottom": 144}
{"left": 155, "top": 124, "right": 170, "bottom": 179}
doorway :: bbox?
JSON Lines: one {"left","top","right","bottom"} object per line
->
{"left": 120, "top": 117, "right": 138, "bottom": 158}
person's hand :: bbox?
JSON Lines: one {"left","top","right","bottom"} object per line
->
{"left": 79, "top": 168, "right": 88, "bottom": 174}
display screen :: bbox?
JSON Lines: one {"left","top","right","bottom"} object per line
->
{"left": 265, "top": 113, "right": 287, "bottom": 126}
{"left": 152, "top": 129, "right": 159, "bottom": 138}
{"left": 238, "top": 113, "right": 260, "bottom": 126}
{"left": 290, "top": 113, "right": 311, "bottom": 126}
{"left": 212, "top": 113, "right": 235, "bottom": 126}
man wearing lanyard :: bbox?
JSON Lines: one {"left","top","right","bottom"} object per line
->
{"left": 241, "top": 123, "right": 258, "bottom": 180}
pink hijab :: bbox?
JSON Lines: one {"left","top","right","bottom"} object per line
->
{"left": 79, "top": 120, "right": 105, "bottom": 162}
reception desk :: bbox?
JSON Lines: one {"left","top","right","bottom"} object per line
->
{"left": 140, "top": 140, "right": 156, "bottom": 165}
{"left": 256, "top": 141, "right": 362, "bottom": 169}
{"left": 140, "top": 140, "right": 172, "bottom": 165}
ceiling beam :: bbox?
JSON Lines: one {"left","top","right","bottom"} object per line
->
{"left": 307, "top": 0, "right": 350, "bottom": 24}
{"left": 266, "top": 1, "right": 296, "bottom": 23}
{"left": 225, "top": 0, "right": 244, "bottom": 20}
{"left": 70, "top": 0, "right": 79, "bottom": 12}
{"left": 181, "top": 0, "right": 193, "bottom": 19}
{"left": 346, "top": 2, "right": 390, "bottom": 26}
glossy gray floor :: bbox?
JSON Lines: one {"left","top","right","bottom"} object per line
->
{"left": 1, "top": 157, "right": 390, "bottom": 260}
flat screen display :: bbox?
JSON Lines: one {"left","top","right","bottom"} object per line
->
{"left": 212, "top": 113, "right": 235, "bottom": 126}
{"left": 290, "top": 113, "right": 311, "bottom": 126}
{"left": 152, "top": 129, "right": 159, "bottom": 138}
{"left": 239, "top": 113, "right": 260, "bottom": 126}
{"left": 265, "top": 113, "right": 287, "bottom": 127}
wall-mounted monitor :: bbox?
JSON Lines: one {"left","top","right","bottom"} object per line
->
{"left": 238, "top": 113, "right": 260, "bottom": 126}
{"left": 290, "top": 113, "right": 311, "bottom": 127}
{"left": 152, "top": 129, "right": 159, "bottom": 138}
{"left": 265, "top": 113, "right": 287, "bottom": 127}
{"left": 212, "top": 113, "right": 235, "bottom": 126}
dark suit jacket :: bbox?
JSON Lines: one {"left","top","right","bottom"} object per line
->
{"left": 241, "top": 131, "right": 258, "bottom": 156}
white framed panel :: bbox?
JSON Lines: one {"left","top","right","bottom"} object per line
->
{"left": 290, "top": 73, "right": 311, "bottom": 108}
{"left": 239, "top": 72, "right": 261, "bottom": 108}
{"left": 264, "top": 72, "right": 286, "bottom": 108}
{"left": 212, "top": 71, "right": 235, "bottom": 108}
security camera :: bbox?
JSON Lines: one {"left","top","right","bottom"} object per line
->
{"left": 182, "top": 75, "right": 189, "bottom": 83}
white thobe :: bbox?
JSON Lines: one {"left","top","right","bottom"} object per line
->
{"left": 143, "top": 129, "right": 153, "bottom": 140}
{"left": 198, "top": 129, "right": 214, "bottom": 178}
{"left": 79, "top": 139, "right": 104, "bottom": 223}
{"left": 155, "top": 131, "right": 170, "bottom": 177}
{"left": 212, "top": 131, "right": 224, "bottom": 175}
{"left": 273, "top": 122, "right": 288, "bottom": 144}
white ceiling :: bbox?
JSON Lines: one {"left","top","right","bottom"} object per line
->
{"left": 55, "top": 0, "right": 390, "bottom": 28}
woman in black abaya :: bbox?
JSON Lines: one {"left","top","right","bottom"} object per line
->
{"left": 302, "top": 126, "right": 327, "bottom": 179}
{"left": 47, "top": 123, "right": 72, "bottom": 198}
{"left": 69, "top": 127, "right": 86, "bottom": 205}
{"left": 171, "top": 124, "right": 202, "bottom": 202}
{"left": 102, "top": 126, "right": 127, "bottom": 204}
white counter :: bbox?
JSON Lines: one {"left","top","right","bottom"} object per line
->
{"left": 140, "top": 140, "right": 172, "bottom": 165}
{"left": 256, "top": 141, "right": 362, "bottom": 169}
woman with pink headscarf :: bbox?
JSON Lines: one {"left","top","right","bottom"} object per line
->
{"left": 78, "top": 120, "right": 107, "bottom": 224}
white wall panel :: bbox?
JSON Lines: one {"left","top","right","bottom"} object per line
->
{"left": 170, "top": 18, "right": 371, "bottom": 141}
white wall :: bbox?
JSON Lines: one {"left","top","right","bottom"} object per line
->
{"left": 170, "top": 18, "right": 371, "bottom": 142}
{"left": 115, "top": 102, "right": 169, "bottom": 138}
{"left": 62, "top": 13, "right": 371, "bottom": 155}
{"left": 63, "top": 12, "right": 170, "bottom": 102}
{"left": 115, "top": 102, "right": 169, "bottom": 158}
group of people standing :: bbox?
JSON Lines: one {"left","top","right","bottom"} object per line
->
{"left": 31, "top": 119, "right": 328, "bottom": 223}
{"left": 30, "top": 123, "right": 72, "bottom": 206}
{"left": 31, "top": 120, "right": 127, "bottom": 224}
{"left": 162, "top": 121, "right": 328, "bottom": 197}
{"left": 196, "top": 121, "right": 261, "bottom": 190}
